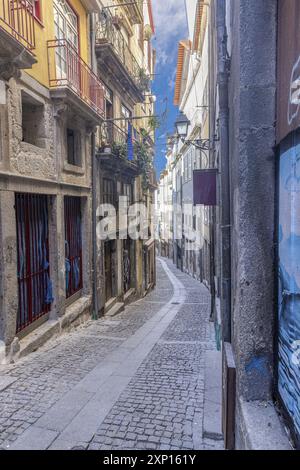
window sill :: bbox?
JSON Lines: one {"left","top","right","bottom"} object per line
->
{"left": 20, "top": 141, "right": 46, "bottom": 151}
{"left": 64, "top": 162, "right": 85, "bottom": 175}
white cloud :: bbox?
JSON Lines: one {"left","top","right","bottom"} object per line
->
{"left": 168, "top": 68, "right": 177, "bottom": 90}
{"left": 152, "top": 0, "right": 188, "bottom": 68}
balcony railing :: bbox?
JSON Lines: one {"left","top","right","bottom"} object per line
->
{"left": 100, "top": 121, "right": 140, "bottom": 160}
{"left": 47, "top": 39, "right": 105, "bottom": 118}
{"left": 0, "top": 0, "right": 35, "bottom": 50}
{"left": 123, "top": 0, "right": 143, "bottom": 24}
{"left": 96, "top": 18, "right": 144, "bottom": 90}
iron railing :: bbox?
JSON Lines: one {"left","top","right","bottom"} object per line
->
{"left": 135, "top": 0, "right": 143, "bottom": 20}
{"left": 64, "top": 196, "right": 83, "bottom": 299}
{"left": 47, "top": 39, "right": 105, "bottom": 118}
{"left": 0, "top": 0, "right": 35, "bottom": 50}
{"left": 100, "top": 121, "right": 141, "bottom": 160}
{"left": 15, "top": 194, "right": 52, "bottom": 334}
{"left": 96, "top": 17, "right": 143, "bottom": 89}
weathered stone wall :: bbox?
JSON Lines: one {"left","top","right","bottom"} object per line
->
{"left": 0, "top": 191, "right": 18, "bottom": 352}
{"left": 0, "top": 71, "right": 93, "bottom": 360}
{"left": 227, "top": 0, "right": 277, "bottom": 446}
{"left": 8, "top": 79, "right": 56, "bottom": 180}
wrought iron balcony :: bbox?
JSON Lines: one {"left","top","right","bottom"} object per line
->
{"left": 47, "top": 39, "right": 105, "bottom": 121}
{"left": 0, "top": 0, "right": 36, "bottom": 73}
{"left": 98, "top": 121, "right": 141, "bottom": 176}
{"left": 99, "top": 121, "right": 140, "bottom": 158}
{"left": 95, "top": 18, "right": 150, "bottom": 102}
{"left": 122, "top": 0, "right": 143, "bottom": 24}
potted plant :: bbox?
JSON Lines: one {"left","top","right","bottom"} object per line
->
{"left": 134, "top": 139, "right": 153, "bottom": 190}
{"left": 137, "top": 68, "right": 151, "bottom": 92}
{"left": 112, "top": 142, "right": 127, "bottom": 159}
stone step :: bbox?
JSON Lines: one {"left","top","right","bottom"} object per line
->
{"left": 105, "top": 302, "right": 125, "bottom": 318}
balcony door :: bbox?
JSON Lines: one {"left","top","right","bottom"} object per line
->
{"left": 53, "top": 0, "right": 79, "bottom": 87}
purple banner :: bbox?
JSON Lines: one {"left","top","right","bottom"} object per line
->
{"left": 193, "top": 169, "right": 217, "bottom": 206}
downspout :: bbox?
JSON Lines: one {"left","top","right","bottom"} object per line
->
{"left": 207, "top": 1, "right": 216, "bottom": 321}
{"left": 90, "top": 12, "right": 99, "bottom": 320}
{"left": 216, "top": 0, "right": 231, "bottom": 342}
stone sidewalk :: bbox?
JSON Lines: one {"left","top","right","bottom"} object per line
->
{"left": 0, "top": 258, "right": 223, "bottom": 451}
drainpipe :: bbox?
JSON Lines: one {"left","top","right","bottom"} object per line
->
{"left": 90, "top": 13, "right": 100, "bottom": 320}
{"left": 207, "top": 1, "right": 216, "bottom": 320}
{"left": 216, "top": 0, "right": 231, "bottom": 342}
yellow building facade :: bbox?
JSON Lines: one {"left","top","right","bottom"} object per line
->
{"left": 0, "top": 0, "right": 156, "bottom": 362}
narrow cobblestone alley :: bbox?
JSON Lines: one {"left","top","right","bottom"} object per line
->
{"left": 0, "top": 259, "right": 223, "bottom": 451}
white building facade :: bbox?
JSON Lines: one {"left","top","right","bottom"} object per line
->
{"left": 171, "top": 1, "right": 212, "bottom": 286}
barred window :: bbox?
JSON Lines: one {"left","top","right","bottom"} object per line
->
{"left": 64, "top": 196, "right": 83, "bottom": 299}
{"left": 15, "top": 193, "right": 52, "bottom": 333}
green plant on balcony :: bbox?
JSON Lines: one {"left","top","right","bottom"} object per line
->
{"left": 147, "top": 116, "right": 161, "bottom": 132}
{"left": 134, "top": 139, "right": 153, "bottom": 190}
{"left": 137, "top": 68, "right": 151, "bottom": 92}
{"left": 112, "top": 141, "right": 127, "bottom": 159}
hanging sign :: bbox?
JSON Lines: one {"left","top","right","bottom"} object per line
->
{"left": 193, "top": 169, "right": 217, "bottom": 206}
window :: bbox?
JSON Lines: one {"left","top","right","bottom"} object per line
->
{"left": 188, "top": 152, "right": 192, "bottom": 180}
{"left": 104, "top": 86, "right": 114, "bottom": 142}
{"left": 54, "top": 0, "right": 79, "bottom": 82}
{"left": 123, "top": 183, "right": 133, "bottom": 205}
{"left": 15, "top": 194, "right": 52, "bottom": 333}
{"left": 204, "top": 206, "right": 209, "bottom": 225}
{"left": 64, "top": 196, "right": 83, "bottom": 299}
{"left": 66, "top": 128, "right": 82, "bottom": 166}
{"left": 21, "top": 91, "right": 45, "bottom": 148}
{"left": 28, "top": 0, "right": 42, "bottom": 20}
{"left": 193, "top": 213, "right": 196, "bottom": 231}
{"left": 54, "top": 0, "right": 78, "bottom": 48}
{"left": 121, "top": 104, "right": 131, "bottom": 134}
{"left": 195, "top": 148, "right": 201, "bottom": 169}
{"left": 103, "top": 178, "right": 115, "bottom": 205}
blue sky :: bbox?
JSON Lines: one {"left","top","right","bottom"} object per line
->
{"left": 151, "top": 0, "right": 188, "bottom": 177}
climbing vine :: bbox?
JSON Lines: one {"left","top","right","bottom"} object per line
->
{"left": 134, "top": 138, "right": 153, "bottom": 190}
{"left": 111, "top": 141, "right": 127, "bottom": 159}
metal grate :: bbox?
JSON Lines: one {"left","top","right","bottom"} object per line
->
{"left": 64, "top": 196, "right": 83, "bottom": 299}
{"left": 15, "top": 193, "right": 52, "bottom": 334}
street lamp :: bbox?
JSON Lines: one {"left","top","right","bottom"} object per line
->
{"left": 175, "top": 111, "right": 190, "bottom": 140}
{"left": 174, "top": 110, "right": 216, "bottom": 152}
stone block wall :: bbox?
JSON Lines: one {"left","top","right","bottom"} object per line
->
{"left": 0, "top": 72, "right": 94, "bottom": 361}
{"left": 227, "top": 0, "right": 278, "bottom": 447}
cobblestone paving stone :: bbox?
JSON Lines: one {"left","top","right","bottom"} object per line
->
{"left": 88, "top": 259, "right": 219, "bottom": 451}
{"left": 0, "top": 337, "right": 121, "bottom": 448}
{"left": 0, "top": 259, "right": 222, "bottom": 450}
{"left": 0, "top": 263, "right": 173, "bottom": 448}
{"left": 88, "top": 342, "right": 205, "bottom": 450}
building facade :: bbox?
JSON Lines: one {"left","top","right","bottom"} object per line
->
{"left": 0, "top": 0, "right": 156, "bottom": 363}
{"left": 157, "top": 0, "right": 299, "bottom": 450}
{"left": 173, "top": 3, "right": 211, "bottom": 286}
{"left": 210, "top": 0, "right": 296, "bottom": 450}
{"left": 157, "top": 1, "right": 212, "bottom": 286}
{"left": 94, "top": 0, "right": 156, "bottom": 314}
{"left": 156, "top": 136, "right": 175, "bottom": 260}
